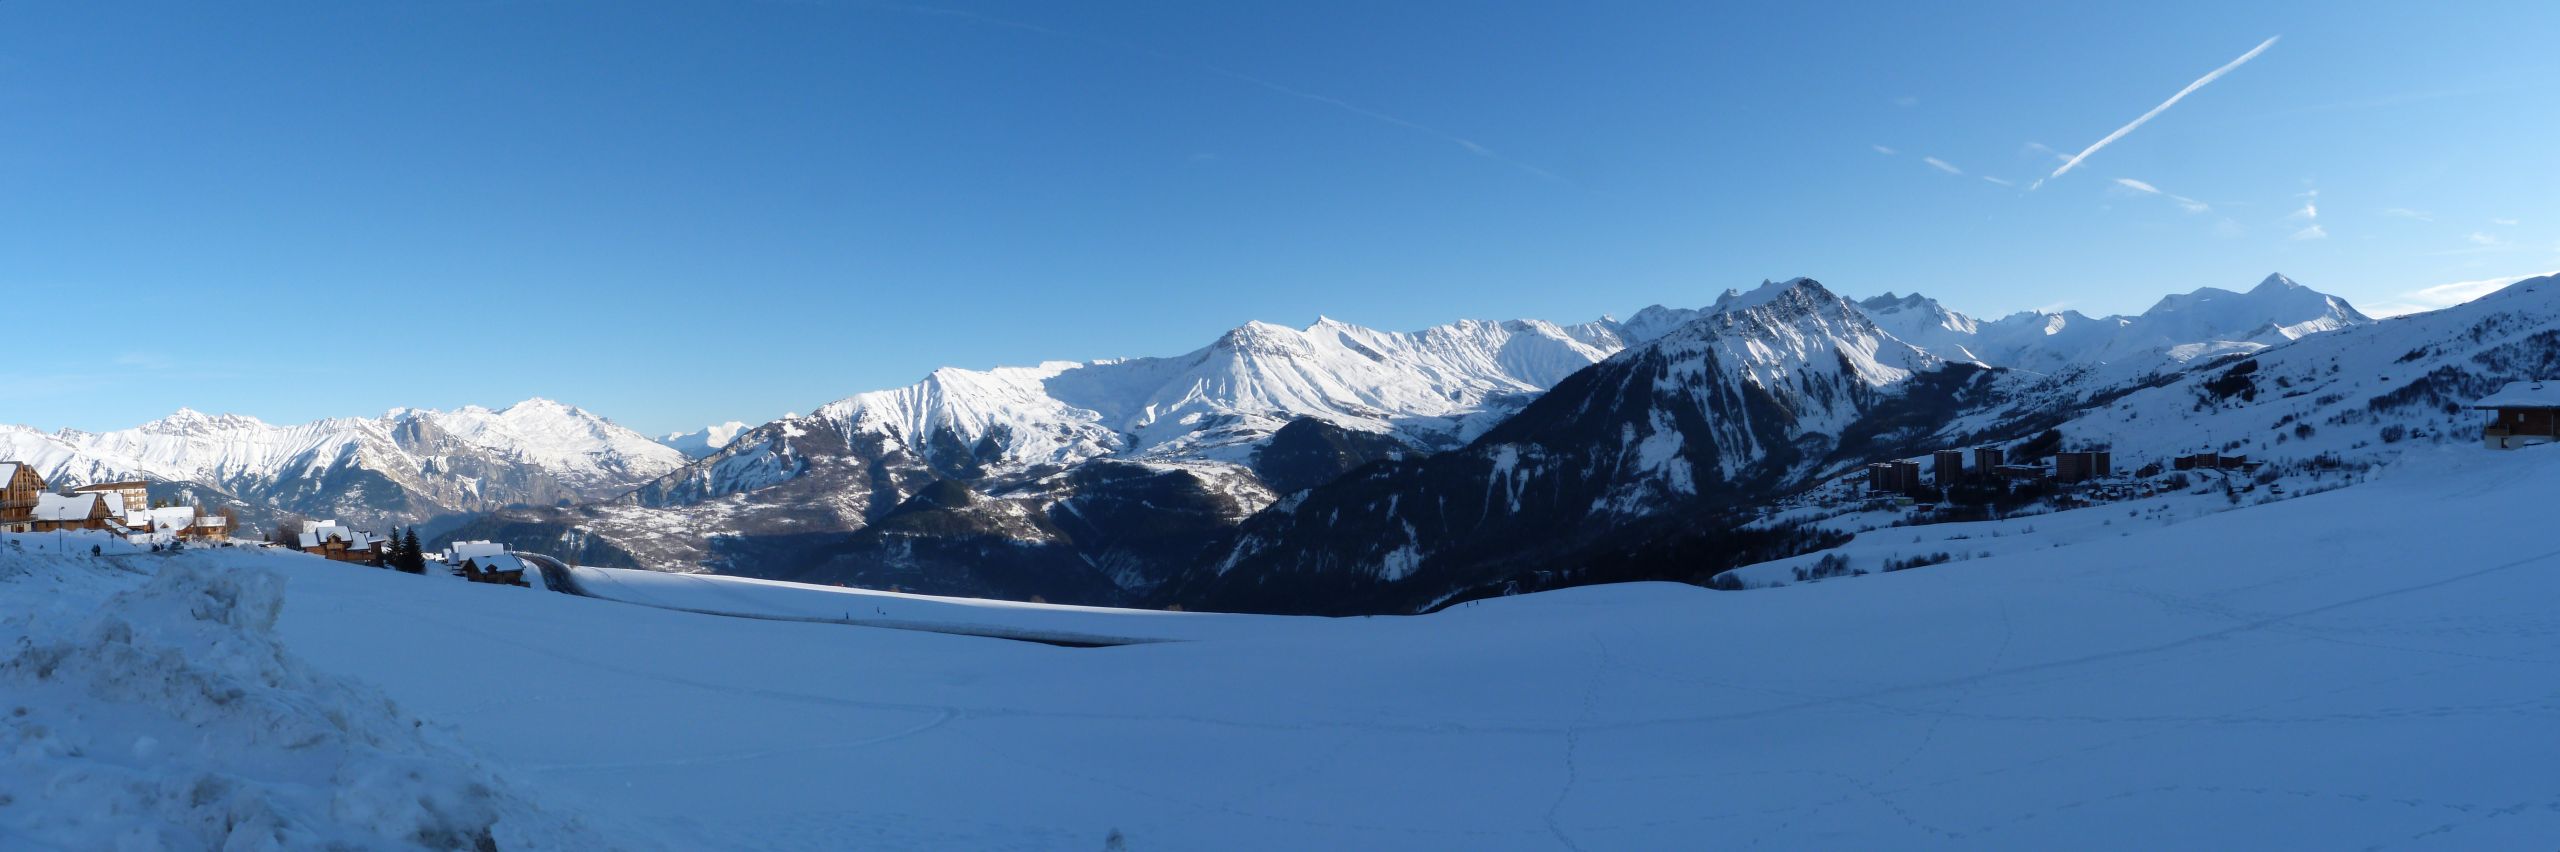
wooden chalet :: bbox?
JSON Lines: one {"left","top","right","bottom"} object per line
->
{"left": 30, "top": 492, "right": 116, "bottom": 532}
{"left": 0, "top": 462, "right": 45, "bottom": 530}
{"left": 130, "top": 505, "right": 230, "bottom": 542}
{"left": 2471, "top": 381, "right": 2560, "bottom": 449}
{"left": 296, "top": 521, "right": 386, "bottom": 564}
{"left": 457, "top": 553, "right": 532, "bottom": 587}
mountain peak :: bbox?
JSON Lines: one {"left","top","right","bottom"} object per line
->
{"left": 1712, "top": 277, "right": 1826, "bottom": 314}
{"left": 657, "top": 421, "right": 754, "bottom": 459}
{"left": 2254, "top": 272, "right": 2301, "bottom": 293}
{"left": 1212, "top": 320, "right": 1310, "bottom": 354}
{"left": 140, "top": 407, "right": 266, "bottom": 434}
{"left": 502, "top": 397, "right": 577, "bottom": 415}
{"left": 1857, "top": 291, "right": 1942, "bottom": 313}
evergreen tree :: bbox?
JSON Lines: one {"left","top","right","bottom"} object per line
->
{"left": 400, "top": 528, "right": 426, "bottom": 573}
{"left": 382, "top": 526, "right": 407, "bottom": 570}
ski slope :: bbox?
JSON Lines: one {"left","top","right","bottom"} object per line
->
{"left": 8, "top": 444, "right": 2560, "bottom": 849}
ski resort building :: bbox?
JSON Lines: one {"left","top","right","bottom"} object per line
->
{"left": 124, "top": 505, "right": 230, "bottom": 543}
{"left": 70, "top": 481, "right": 151, "bottom": 515}
{"left": 447, "top": 540, "right": 510, "bottom": 563}
{"left": 457, "top": 552, "right": 532, "bottom": 586}
{"left": 1932, "top": 449, "right": 1966, "bottom": 485}
{"left": 2055, "top": 451, "right": 2113, "bottom": 484}
{"left": 2472, "top": 381, "right": 2560, "bottom": 449}
{"left": 2174, "top": 453, "right": 2254, "bottom": 471}
{"left": 1972, "top": 446, "right": 2004, "bottom": 474}
{"left": 0, "top": 462, "right": 45, "bottom": 530}
{"left": 1992, "top": 463, "right": 2048, "bottom": 482}
{"left": 1866, "top": 460, "right": 1923, "bottom": 495}
{"left": 30, "top": 492, "right": 117, "bottom": 532}
{"left": 296, "top": 521, "right": 386, "bottom": 564}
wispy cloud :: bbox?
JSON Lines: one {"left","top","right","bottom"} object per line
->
{"left": 880, "top": 3, "right": 1569, "bottom": 184}
{"left": 2365, "top": 270, "right": 2556, "bottom": 317}
{"left": 2380, "top": 207, "right": 2434, "bottom": 221}
{"left": 2468, "top": 232, "right": 2504, "bottom": 246}
{"left": 1922, "top": 156, "right": 1963, "bottom": 175}
{"left": 2286, "top": 189, "right": 2319, "bottom": 221}
{"left": 1981, "top": 176, "right": 2014, "bottom": 187}
{"left": 2023, "top": 141, "right": 2071, "bottom": 164}
{"left": 1872, "top": 145, "right": 1898, "bottom": 155}
{"left": 2039, "top": 36, "right": 2280, "bottom": 188}
{"left": 2111, "top": 177, "right": 2210, "bottom": 213}
{"left": 2290, "top": 224, "right": 2328, "bottom": 240}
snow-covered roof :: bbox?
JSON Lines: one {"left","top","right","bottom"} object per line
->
{"left": 0, "top": 462, "right": 19, "bottom": 483}
{"left": 463, "top": 553, "right": 527, "bottom": 573}
{"left": 2471, "top": 381, "right": 2560, "bottom": 410}
{"left": 133, "top": 506, "right": 196, "bottom": 529}
{"left": 32, "top": 492, "right": 105, "bottom": 521}
{"left": 298, "top": 521, "right": 380, "bottom": 550}
{"left": 450, "top": 540, "right": 509, "bottom": 560}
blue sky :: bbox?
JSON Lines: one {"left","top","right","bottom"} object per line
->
{"left": 5, "top": 1, "right": 2557, "bottom": 435}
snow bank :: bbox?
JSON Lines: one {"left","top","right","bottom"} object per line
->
{"left": 0, "top": 559, "right": 610, "bottom": 850}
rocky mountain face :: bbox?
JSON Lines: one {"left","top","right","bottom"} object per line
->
{"left": 1161, "top": 273, "right": 2553, "bottom": 615}
{"left": 0, "top": 399, "right": 685, "bottom": 536}
{"left": 444, "top": 314, "right": 1630, "bottom": 599}
{"left": 1158, "top": 279, "right": 2007, "bottom": 613}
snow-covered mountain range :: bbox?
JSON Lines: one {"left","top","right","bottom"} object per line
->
{"left": 443, "top": 272, "right": 2401, "bottom": 612}
{"left": 1860, "top": 272, "right": 2372, "bottom": 377}
{"left": 5, "top": 269, "right": 2446, "bottom": 613}
{"left": 0, "top": 399, "right": 683, "bottom": 533}
{"left": 449, "top": 314, "right": 1638, "bottom": 600}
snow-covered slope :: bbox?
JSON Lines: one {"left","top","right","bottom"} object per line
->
{"left": 1, "top": 546, "right": 611, "bottom": 849}
{"left": 1962, "top": 273, "right": 2560, "bottom": 471}
{"left": 15, "top": 439, "right": 2560, "bottom": 848}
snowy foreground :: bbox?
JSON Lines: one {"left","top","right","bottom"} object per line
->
{"left": 9, "top": 448, "right": 2560, "bottom": 849}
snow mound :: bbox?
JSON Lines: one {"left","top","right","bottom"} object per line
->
{"left": 0, "top": 561, "right": 607, "bottom": 850}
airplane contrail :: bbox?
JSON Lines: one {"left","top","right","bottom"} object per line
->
{"left": 2040, "top": 36, "right": 2279, "bottom": 188}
